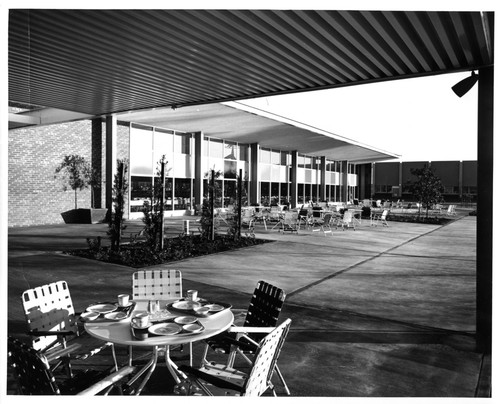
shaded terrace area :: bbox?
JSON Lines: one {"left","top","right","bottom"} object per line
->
{"left": 7, "top": 211, "right": 487, "bottom": 397}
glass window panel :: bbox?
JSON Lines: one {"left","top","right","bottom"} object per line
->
{"left": 271, "top": 166, "right": 280, "bottom": 182}
{"left": 174, "top": 178, "right": 192, "bottom": 209}
{"left": 174, "top": 133, "right": 190, "bottom": 154}
{"left": 224, "top": 141, "right": 237, "bottom": 160}
{"left": 224, "top": 180, "right": 236, "bottom": 207}
{"left": 304, "top": 156, "right": 312, "bottom": 169}
{"left": 280, "top": 183, "right": 288, "bottom": 204}
{"left": 280, "top": 151, "right": 288, "bottom": 166}
{"left": 224, "top": 160, "right": 237, "bottom": 179}
{"left": 209, "top": 138, "right": 224, "bottom": 158}
{"left": 271, "top": 150, "right": 280, "bottom": 165}
{"left": 261, "top": 164, "right": 271, "bottom": 181}
{"left": 260, "top": 148, "right": 271, "bottom": 164}
{"left": 130, "top": 127, "right": 153, "bottom": 175}
{"left": 271, "top": 182, "right": 280, "bottom": 204}
{"left": 131, "top": 176, "right": 153, "bottom": 200}
{"left": 203, "top": 138, "right": 210, "bottom": 156}
{"left": 260, "top": 182, "right": 270, "bottom": 205}
{"left": 238, "top": 144, "right": 248, "bottom": 161}
{"left": 305, "top": 169, "right": 312, "bottom": 183}
{"left": 298, "top": 155, "right": 305, "bottom": 168}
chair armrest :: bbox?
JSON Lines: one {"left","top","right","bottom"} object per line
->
{"left": 28, "top": 330, "right": 75, "bottom": 337}
{"left": 228, "top": 326, "right": 274, "bottom": 334}
{"left": 177, "top": 365, "right": 243, "bottom": 393}
{"left": 76, "top": 366, "right": 136, "bottom": 396}
{"left": 44, "top": 343, "right": 82, "bottom": 362}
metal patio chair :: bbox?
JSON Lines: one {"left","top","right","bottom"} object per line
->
{"left": 21, "top": 280, "right": 117, "bottom": 377}
{"left": 339, "top": 210, "right": 356, "bottom": 230}
{"left": 8, "top": 337, "right": 135, "bottom": 395}
{"left": 199, "top": 280, "right": 289, "bottom": 394}
{"left": 132, "top": 269, "right": 183, "bottom": 300}
{"left": 279, "top": 211, "right": 299, "bottom": 234}
{"left": 311, "top": 212, "right": 334, "bottom": 235}
{"left": 371, "top": 209, "right": 389, "bottom": 227}
{"left": 175, "top": 318, "right": 292, "bottom": 397}
{"left": 131, "top": 269, "right": 186, "bottom": 361}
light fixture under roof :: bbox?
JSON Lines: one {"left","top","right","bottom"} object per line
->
{"left": 452, "top": 71, "right": 478, "bottom": 98}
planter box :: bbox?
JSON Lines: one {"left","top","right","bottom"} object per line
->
{"left": 61, "top": 208, "right": 108, "bottom": 224}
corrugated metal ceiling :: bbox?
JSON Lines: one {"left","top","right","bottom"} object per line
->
{"left": 9, "top": 9, "right": 494, "bottom": 116}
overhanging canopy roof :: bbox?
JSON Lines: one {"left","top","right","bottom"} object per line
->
{"left": 118, "top": 102, "right": 399, "bottom": 163}
{"left": 9, "top": 9, "right": 493, "bottom": 116}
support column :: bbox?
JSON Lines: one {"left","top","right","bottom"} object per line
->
{"left": 458, "top": 160, "right": 464, "bottom": 200}
{"left": 91, "top": 118, "right": 103, "bottom": 209}
{"left": 290, "top": 151, "right": 298, "bottom": 208}
{"left": 320, "top": 156, "right": 327, "bottom": 201}
{"left": 341, "top": 160, "right": 349, "bottom": 202}
{"left": 250, "top": 143, "right": 260, "bottom": 205}
{"left": 476, "top": 65, "right": 493, "bottom": 354}
{"left": 371, "top": 163, "right": 376, "bottom": 199}
{"left": 105, "top": 115, "right": 117, "bottom": 215}
{"left": 193, "top": 132, "right": 204, "bottom": 207}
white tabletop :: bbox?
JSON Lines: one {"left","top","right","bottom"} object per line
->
{"left": 84, "top": 299, "right": 234, "bottom": 347}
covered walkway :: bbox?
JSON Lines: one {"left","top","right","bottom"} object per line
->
{"left": 7, "top": 214, "right": 487, "bottom": 397}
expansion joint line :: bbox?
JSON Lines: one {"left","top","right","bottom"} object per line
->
{"left": 288, "top": 224, "right": 449, "bottom": 298}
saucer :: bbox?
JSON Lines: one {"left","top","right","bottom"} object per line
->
{"left": 117, "top": 301, "right": 134, "bottom": 308}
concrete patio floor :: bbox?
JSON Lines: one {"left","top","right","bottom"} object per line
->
{"left": 5, "top": 212, "right": 491, "bottom": 397}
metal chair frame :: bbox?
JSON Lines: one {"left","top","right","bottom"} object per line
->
{"left": 8, "top": 337, "right": 135, "bottom": 395}
{"left": 176, "top": 319, "right": 292, "bottom": 397}
{"left": 21, "top": 280, "right": 117, "bottom": 377}
{"left": 200, "top": 280, "right": 289, "bottom": 394}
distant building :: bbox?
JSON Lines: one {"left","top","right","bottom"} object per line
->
{"left": 372, "top": 161, "right": 477, "bottom": 204}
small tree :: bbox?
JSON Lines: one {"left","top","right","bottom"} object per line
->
{"left": 54, "top": 155, "right": 95, "bottom": 209}
{"left": 141, "top": 156, "right": 170, "bottom": 251}
{"left": 107, "top": 159, "right": 128, "bottom": 252}
{"left": 409, "top": 164, "right": 444, "bottom": 218}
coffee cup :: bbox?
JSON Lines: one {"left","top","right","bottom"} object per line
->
{"left": 187, "top": 290, "right": 198, "bottom": 301}
{"left": 131, "top": 312, "right": 149, "bottom": 328}
{"left": 118, "top": 294, "right": 130, "bottom": 307}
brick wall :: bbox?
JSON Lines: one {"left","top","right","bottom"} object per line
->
{"left": 8, "top": 119, "right": 130, "bottom": 227}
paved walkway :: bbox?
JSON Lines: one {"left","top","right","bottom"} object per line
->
{"left": 6, "top": 214, "right": 489, "bottom": 397}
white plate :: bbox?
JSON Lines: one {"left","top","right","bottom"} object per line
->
{"left": 80, "top": 311, "right": 100, "bottom": 321}
{"left": 87, "top": 303, "right": 117, "bottom": 314}
{"left": 182, "top": 323, "right": 205, "bottom": 334}
{"left": 104, "top": 311, "right": 128, "bottom": 321}
{"left": 174, "top": 316, "right": 198, "bottom": 325}
{"left": 204, "top": 304, "right": 225, "bottom": 312}
{"left": 172, "top": 301, "right": 201, "bottom": 311}
{"left": 148, "top": 323, "right": 182, "bottom": 336}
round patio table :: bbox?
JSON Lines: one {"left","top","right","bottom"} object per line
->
{"left": 85, "top": 299, "right": 234, "bottom": 395}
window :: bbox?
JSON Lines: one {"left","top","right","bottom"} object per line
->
{"left": 174, "top": 133, "right": 190, "bottom": 154}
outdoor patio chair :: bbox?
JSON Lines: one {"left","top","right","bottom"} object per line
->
{"left": 339, "top": 210, "right": 356, "bottom": 230}
{"left": 8, "top": 337, "right": 135, "bottom": 395}
{"left": 446, "top": 204, "right": 457, "bottom": 216}
{"left": 241, "top": 208, "right": 256, "bottom": 234}
{"left": 21, "top": 280, "right": 117, "bottom": 377}
{"left": 132, "top": 269, "right": 183, "bottom": 300}
{"left": 279, "top": 211, "right": 299, "bottom": 234}
{"left": 371, "top": 209, "right": 389, "bottom": 227}
{"left": 200, "top": 280, "right": 289, "bottom": 394}
{"left": 311, "top": 212, "right": 334, "bottom": 236}
{"left": 175, "top": 319, "right": 292, "bottom": 397}
{"left": 297, "top": 208, "right": 311, "bottom": 230}
{"left": 131, "top": 269, "right": 185, "bottom": 359}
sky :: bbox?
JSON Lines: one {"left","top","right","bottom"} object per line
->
{"left": 242, "top": 71, "right": 479, "bottom": 162}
